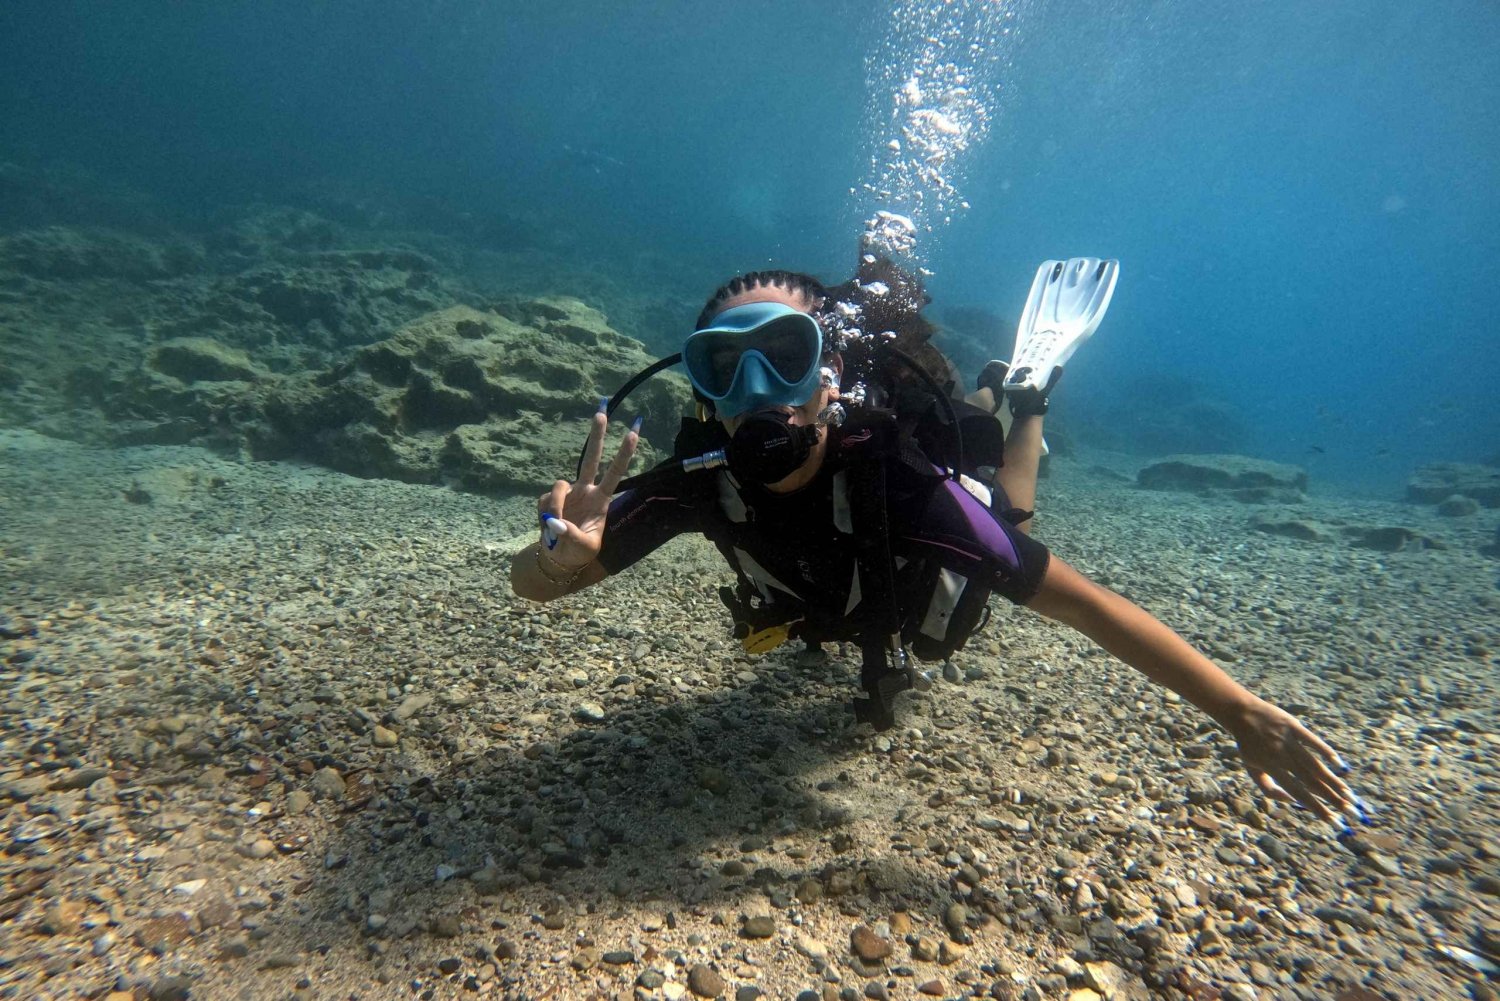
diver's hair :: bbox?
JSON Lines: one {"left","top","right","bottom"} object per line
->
{"left": 695, "top": 271, "right": 829, "bottom": 331}
{"left": 827, "top": 256, "right": 958, "bottom": 399}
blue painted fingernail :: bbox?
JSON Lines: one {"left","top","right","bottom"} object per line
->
{"left": 539, "top": 512, "right": 559, "bottom": 549}
{"left": 598, "top": 397, "right": 609, "bottom": 414}
{"left": 630, "top": 416, "right": 643, "bottom": 434}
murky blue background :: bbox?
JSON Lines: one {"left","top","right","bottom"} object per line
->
{"left": 3, "top": 0, "right": 1496, "bottom": 493}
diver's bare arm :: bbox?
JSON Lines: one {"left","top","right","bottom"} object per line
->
{"left": 1025, "top": 555, "right": 1355, "bottom": 820}
{"left": 510, "top": 543, "right": 608, "bottom": 602}
{"left": 1026, "top": 556, "right": 1253, "bottom": 722}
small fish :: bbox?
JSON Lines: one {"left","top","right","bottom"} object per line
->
{"left": 1308, "top": 445, "right": 1326, "bottom": 454}
{"left": 1375, "top": 447, "right": 1391, "bottom": 457}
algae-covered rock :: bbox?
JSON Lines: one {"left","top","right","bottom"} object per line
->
{"left": 0, "top": 226, "right": 201, "bottom": 282}
{"left": 201, "top": 248, "right": 451, "bottom": 352}
{"left": 1434, "top": 495, "right": 1480, "bottom": 517}
{"left": 254, "top": 301, "right": 691, "bottom": 491}
{"left": 1137, "top": 454, "right": 1307, "bottom": 503}
{"left": 1342, "top": 526, "right": 1445, "bottom": 553}
{"left": 150, "top": 338, "right": 263, "bottom": 384}
{"left": 1406, "top": 463, "right": 1500, "bottom": 508}
{"left": 1249, "top": 512, "right": 1338, "bottom": 543}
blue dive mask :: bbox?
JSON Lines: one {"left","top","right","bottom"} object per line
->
{"left": 684, "top": 303, "right": 823, "bottom": 419}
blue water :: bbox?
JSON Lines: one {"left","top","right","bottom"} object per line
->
{"left": 2, "top": 0, "right": 1496, "bottom": 494}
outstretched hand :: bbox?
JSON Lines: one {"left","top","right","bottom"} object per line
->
{"left": 1227, "top": 697, "right": 1359, "bottom": 824}
{"left": 535, "top": 405, "right": 640, "bottom": 572}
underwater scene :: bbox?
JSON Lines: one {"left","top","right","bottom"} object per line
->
{"left": 1, "top": 1, "right": 1497, "bottom": 999}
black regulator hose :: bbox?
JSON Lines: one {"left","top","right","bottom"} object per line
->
{"left": 574, "top": 353, "right": 682, "bottom": 480}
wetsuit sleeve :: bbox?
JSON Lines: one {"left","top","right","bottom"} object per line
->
{"left": 895, "top": 476, "right": 1052, "bottom": 605}
{"left": 596, "top": 482, "right": 703, "bottom": 575}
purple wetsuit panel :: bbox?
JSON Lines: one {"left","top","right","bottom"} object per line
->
{"left": 889, "top": 474, "right": 1050, "bottom": 605}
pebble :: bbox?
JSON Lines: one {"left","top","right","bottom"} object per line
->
{"left": 51, "top": 766, "right": 109, "bottom": 791}
{"left": 742, "top": 915, "right": 776, "bottom": 938}
{"left": 688, "top": 963, "right": 725, "bottom": 997}
{"left": 372, "top": 725, "right": 399, "bottom": 747}
{"left": 394, "top": 693, "right": 433, "bottom": 720}
{"left": 308, "top": 766, "right": 345, "bottom": 799}
{"left": 1, "top": 775, "right": 49, "bottom": 800}
{"left": 1313, "top": 906, "right": 1376, "bottom": 932}
{"left": 850, "top": 925, "right": 893, "bottom": 962}
{"left": 285, "top": 790, "right": 313, "bottom": 815}
{"left": 574, "top": 701, "right": 606, "bottom": 722}
{"left": 238, "top": 838, "right": 275, "bottom": 860}
{"left": 1257, "top": 834, "right": 1289, "bottom": 862}
{"left": 943, "top": 903, "right": 971, "bottom": 943}
{"left": 794, "top": 932, "right": 830, "bottom": 962}
{"left": 41, "top": 900, "right": 83, "bottom": 935}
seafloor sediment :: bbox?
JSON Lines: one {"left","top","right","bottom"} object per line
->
{"left": 1, "top": 428, "right": 1496, "bottom": 1001}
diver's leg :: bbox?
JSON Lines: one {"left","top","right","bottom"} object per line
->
{"left": 995, "top": 413, "right": 1043, "bottom": 534}
{"left": 988, "top": 365, "right": 1059, "bottom": 536}
{"left": 966, "top": 387, "right": 999, "bottom": 414}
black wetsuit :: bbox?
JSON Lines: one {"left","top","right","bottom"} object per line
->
{"left": 598, "top": 423, "right": 1051, "bottom": 641}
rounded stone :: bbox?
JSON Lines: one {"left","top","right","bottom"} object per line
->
{"left": 742, "top": 915, "right": 776, "bottom": 938}
{"left": 688, "top": 963, "right": 725, "bottom": 997}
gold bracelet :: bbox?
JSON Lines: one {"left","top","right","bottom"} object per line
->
{"left": 534, "top": 547, "right": 587, "bottom": 588}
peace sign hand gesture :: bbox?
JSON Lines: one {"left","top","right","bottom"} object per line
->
{"left": 534, "top": 404, "right": 641, "bottom": 579}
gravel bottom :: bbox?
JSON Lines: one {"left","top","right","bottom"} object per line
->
{"left": 1, "top": 427, "right": 1497, "bottom": 1001}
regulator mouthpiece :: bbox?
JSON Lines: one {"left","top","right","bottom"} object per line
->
{"left": 728, "top": 409, "right": 820, "bottom": 485}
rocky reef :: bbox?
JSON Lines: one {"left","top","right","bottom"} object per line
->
{"left": 1405, "top": 461, "right": 1500, "bottom": 510}
{"left": 1136, "top": 453, "right": 1307, "bottom": 503}
{"left": 97, "top": 298, "right": 689, "bottom": 493}
{"left": 0, "top": 195, "right": 696, "bottom": 495}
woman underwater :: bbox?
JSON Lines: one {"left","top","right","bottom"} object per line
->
{"left": 510, "top": 263, "right": 1360, "bottom": 826}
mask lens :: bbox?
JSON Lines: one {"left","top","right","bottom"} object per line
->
{"left": 687, "top": 314, "right": 819, "bottom": 398}
{"left": 754, "top": 316, "right": 819, "bottom": 382}
{"left": 701, "top": 339, "right": 744, "bottom": 396}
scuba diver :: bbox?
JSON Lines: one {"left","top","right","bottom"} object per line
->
{"left": 510, "top": 259, "right": 1361, "bottom": 825}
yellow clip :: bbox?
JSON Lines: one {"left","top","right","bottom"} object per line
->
{"left": 740, "top": 623, "right": 791, "bottom": 654}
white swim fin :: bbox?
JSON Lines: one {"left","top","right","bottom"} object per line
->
{"left": 1004, "top": 258, "right": 1120, "bottom": 394}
